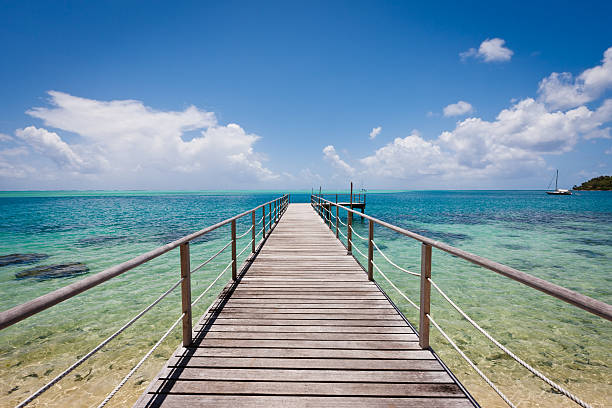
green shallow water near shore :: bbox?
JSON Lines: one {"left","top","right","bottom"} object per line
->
{"left": 0, "top": 191, "right": 610, "bottom": 407}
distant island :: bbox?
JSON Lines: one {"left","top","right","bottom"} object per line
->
{"left": 573, "top": 175, "right": 612, "bottom": 190}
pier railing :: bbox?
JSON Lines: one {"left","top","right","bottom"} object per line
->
{"left": 311, "top": 194, "right": 611, "bottom": 408}
{"left": 0, "top": 194, "right": 290, "bottom": 407}
{"left": 315, "top": 191, "right": 366, "bottom": 205}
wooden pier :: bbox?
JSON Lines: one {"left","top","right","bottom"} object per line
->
{"left": 136, "top": 204, "right": 475, "bottom": 407}
{"left": 3, "top": 194, "right": 609, "bottom": 408}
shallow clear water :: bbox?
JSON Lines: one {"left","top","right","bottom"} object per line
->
{"left": 0, "top": 191, "right": 610, "bottom": 407}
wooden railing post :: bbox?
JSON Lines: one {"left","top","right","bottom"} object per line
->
{"left": 231, "top": 220, "right": 237, "bottom": 280}
{"left": 251, "top": 210, "right": 256, "bottom": 253}
{"left": 335, "top": 204, "right": 339, "bottom": 238}
{"left": 328, "top": 204, "right": 332, "bottom": 229}
{"left": 419, "top": 243, "right": 432, "bottom": 349}
{"left": 368, "top": 220, "right": 374, "bottom": 281}
{"left": 269, "top": 203, "right": 272, "bottom": 229}
{"left": 347, "top": 211, "right": 353, "bottom": 254}
{"left": 274, "top": 200, "right": 277, "bottom": 223}
{"left": 262, "top": 205, "right": 266, "bottom": 238}
{"left": 180, "top": 243, "right": 192, "bottom": 347}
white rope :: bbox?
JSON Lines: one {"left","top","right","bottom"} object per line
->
{"left": 348, "top": 238, "right": 368, "bottom": 259}
{"left": 338, "top": 228, "right": 348, "bottom": 240}
{"left": 427, "top": 314, "right": 517, "bottom": 408}
{"left": 372, "top": 240, "right": 420, "bottom": 277}
{"left": 16, "top": 278, "right": 184, "bottom": 408}
{"left": 237, "top": 239, "right": 253, "bottom": 258}
{"left": 191, "top": 260, "right": 233, "bottom": 307}
{"left": 190, "top": 240, "right": 232, "bottom": 274}
{"left": 236, "top": 225, "right": 253, "bottom": 239}
{"left": 373, "top": 261, "right": 420, "bottom": 311}
{"left": 428, "top": 278, "right": 592, "bottom": 408}
{"left": 100, "top": 252, "right": 238, "bottom": 407}
{"left": 97, "top": 312, "right": 184, "bottom": 408}
{"left": 338, "top": 217, "right": 347, "bottom": 227}
{"left": 349, "top": 225, "right": 367, "bottom": 241}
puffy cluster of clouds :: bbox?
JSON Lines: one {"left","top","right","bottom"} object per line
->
{"left": 325, "top": 47, "right": 612, "bottom": 184}
{"left": 538, "top": 47, "right": 612, "bottom": 110}
{"left": 1, "top": 91, "right": 277, "bottom": 187}
{"left": 323, "top": 145, "right": 354, "bottom": 174}
{"left": 460, "top": 38, "right": 514, "bottom": 62}
{"left": 443, "top": 101, "right": 473, "bottom": 117}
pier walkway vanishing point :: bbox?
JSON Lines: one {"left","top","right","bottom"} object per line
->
{"left": 136, "top": 203, "right": 475, "bottom": 407}
{"left": 1, "top": 194, "right": 610, "bottom": 408}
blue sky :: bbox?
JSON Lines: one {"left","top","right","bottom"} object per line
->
{"left": 0, "top": 0, "right": 611, "bottom": 190}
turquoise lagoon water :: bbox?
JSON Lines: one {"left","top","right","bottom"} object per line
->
{"left": 0, "top": 191, "right": 610, "bottom": 407}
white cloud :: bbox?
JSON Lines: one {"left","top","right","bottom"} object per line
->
{"left": 361, "top": 131, "right": 450, "bottom": 178}
{"left": 0, "top": 161, "right": 33, "bottom": 178}
{"left": 323, "top": 145, "right": 354, "bottom": 174}
{"left": 584, "top": 127, "right": 611, "bottom": 140}
{"left": 443, "top": 101, "right": 474, "bottom": 117}
{"left": 15, "top": 126, "right": 86, "bottom": 170}
{"left": 361, "top": 97, "right": 612, "bottom": 182}
{"left": 0, "top": 133, "right": 13, "bottom": 142}
{"left": 369, "top": 126, "right": 382, "bottom": 139}
{"left": 605, "top": 147, "right": 612, "bottom": 155}
{"left": 0, "top": 147, "right": 28, "bottom": 157}
{"left": 360, "top": 49, "right": 612, "bottom": 184}
{"left": 3, "top": 91, "right": 278, "bottom": 188}
{"left": 538, "top": 47, "right": 612, "bottom": 110}
{"left": 460, "top": 38, "right": 513, "bottom": 62}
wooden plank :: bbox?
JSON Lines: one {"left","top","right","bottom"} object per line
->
{"left": 198, "top": 324, "right": 415, "bottom": 333}
{"left": 146, "top": 380, "right": 464, "bottom": 397}
{"left": 165, "top": 357, "right": 442, "bottom": 371}
{"left": 188, "top": 339, "right": 421, "bottom": 349}
{"left": 215, "top": 307, "right": 400, "bottom": 314}
{"left": 157, "top": 367, "right": 453, "bottom": 383}
{"left": 175, "top": 347, "right": 437, "bottom": 359}
{"left": 210, "top": 318, "right": 408, "bottom": 326}
{"left": 198, "top": 331, "right": 418, "bottom": 341}
{"left": 137, "top": 395, "right": 474, "bottom": 408}
{"left": 213, "top": 312, "right": 405, "bottom": 320}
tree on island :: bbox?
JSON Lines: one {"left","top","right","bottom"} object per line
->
{"left": 573, "top": 176, "right": 612, "bottom": 190}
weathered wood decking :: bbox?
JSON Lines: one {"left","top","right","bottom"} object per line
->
{"left": 136, "top": 203, "right": 476, "bottom": 407}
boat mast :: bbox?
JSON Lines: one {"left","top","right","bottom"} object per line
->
{"left": 555, "top": 169, "right": 558, "bottom": 190}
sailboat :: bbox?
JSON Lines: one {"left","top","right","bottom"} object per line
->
{"left": 546, "top": 170, "right": 572, "bottom": 195}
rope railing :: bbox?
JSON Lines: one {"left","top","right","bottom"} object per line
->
{"left": 4, "top": 194, "right": 290, "bottom": 408}
{"left": 97, "top": 312, "right": 185, "bottom": 408}
{"left": 191, "top": 260, "right": 233, "bottom": 308}
{"left": 372, "top": 240, "right": 420, "bottom": 277}
{"left": 428, "top": 278, "right": 592, "bottom": 408}
{"left": 310, "top": 193, "right": 603, "bottom": 407}
{"left": 237, "top": 239, "right": 253, "bottom": 259}
{"left": 349, "top": 224, "right": 367, "bottom": 241}
{"left": 190, "top": 240, "right": 232, "bottom": 275}
{"left": 98, "top": 313, "right": 185, "bottom": 408}
{"left": 16, "top": 277, "right": 184, "bottom": 408}
{"left": 348, "top": 237, "right": 368, "bottom": 259}
{"left": 99, "top": 254, "right": 237, "bottom": 406}
{"left": 372, "top": 261, "right": 420, "bottom": 311}
{"left": 427, "top": 314, "right": 517, "bottom": 408}
{"left": 236, "top": 224, "right": 253, "bottom": 239}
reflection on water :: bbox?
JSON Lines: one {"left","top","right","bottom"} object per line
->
{"left": 0, "top": 191, "right": 610, "bottom": 407}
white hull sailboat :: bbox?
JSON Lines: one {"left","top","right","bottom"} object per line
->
{"left": 546, "top": 170, "right": 572, "bottom": 195}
